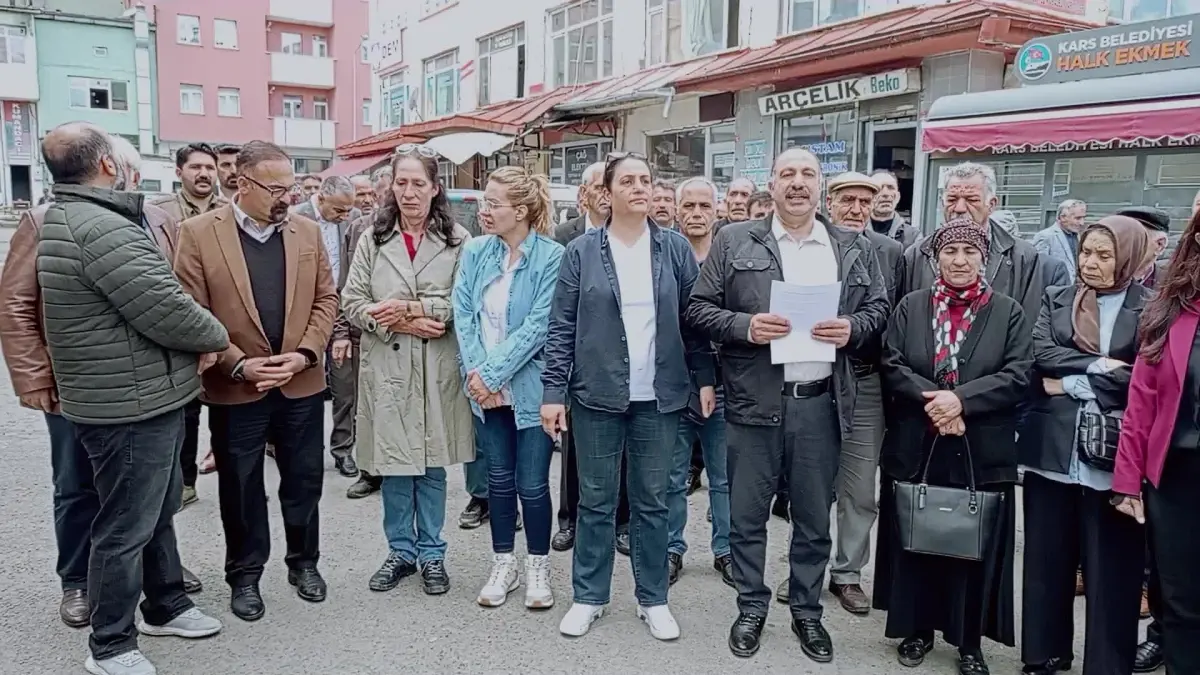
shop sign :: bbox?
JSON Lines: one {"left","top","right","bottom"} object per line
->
{"left": 989, "top": 134, "right": 1200, "bottom": 155}
{"left": 3, "top": 101, "right": 32, "bottom": 166}
{"left": 784, "top": 139, "right": 849, "bottom": 174}
{"left": 1014, "top": 14, "right": 1198, "bottom": 85}
{"left": 758, "top": 68, "right": 919, "bottom": 117}
{"left": 739, "top": 139, "right": 770, "bottom": 186}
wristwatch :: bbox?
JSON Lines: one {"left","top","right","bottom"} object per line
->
{"left": 230, "top": 357, "right": 247, "bottom": 382}
{"left": 299, "top": 349, "right": 319, "bottom": 369}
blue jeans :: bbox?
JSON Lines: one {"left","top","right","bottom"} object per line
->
{"left": 464, "top": 449, "right": 488, "bottom": 500}
{"left": 382, "top": 469, "right": 448, "bottom": 565}
{"left": 473, "top": 408, "right": 553, "bottom": 555}
{"left": 45, "top": 413, "right": 98, "bottom": 592}
{"left": 571, "top": 400, "right": 679, "bottom": 607}
{"left": 668, "top": 403, "right": 730, "bottom": 558}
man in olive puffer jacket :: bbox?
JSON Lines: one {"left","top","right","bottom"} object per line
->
{"left": 35, "top": 122, "right": 230, "bottom": 675}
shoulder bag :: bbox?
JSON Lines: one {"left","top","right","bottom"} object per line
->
{"left": 893, "top": 436, "right": 1005, "bottom": 561}
{"left": 1076, "top": 408, "right": 1122, "bottom": 472}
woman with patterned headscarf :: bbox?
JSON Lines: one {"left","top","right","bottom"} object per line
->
{"left": 874, "top": 217, "right": 1033, "bottom": 675}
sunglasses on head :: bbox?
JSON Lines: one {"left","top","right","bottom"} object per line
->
{"left": 393, "top": 143, "right": 440, "bottom": 159}
{"left": 606, "top": 151, "right": 647, "bottom": 164}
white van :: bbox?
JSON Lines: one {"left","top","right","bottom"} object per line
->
{"left": 550, "top": 183, "right": 579, "bottom": 227}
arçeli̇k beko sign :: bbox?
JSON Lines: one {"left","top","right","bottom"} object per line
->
{"left": 758, "top": 68, "right": 921, "bottom": 116}
{"left": 1015, "top": 14, "right": 1198, "bottom": 85}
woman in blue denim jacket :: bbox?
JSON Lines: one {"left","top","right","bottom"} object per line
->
{"left": 452, "top": 166, "right": 564, "bottom": 611}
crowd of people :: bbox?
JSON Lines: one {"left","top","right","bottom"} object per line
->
{"left": 2, "top": 119, "right": 1200, "bottom": 675}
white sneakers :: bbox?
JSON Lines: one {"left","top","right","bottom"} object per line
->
{"left": 137, "top": 607, "right": 223, "bottom": 639}
{"left": 559, "top": 603, "right": 681, "bottom": 640}
{"left": 84, "top": 650, "right": 157, "bottom": 675}
{"left": 477, "top": 553, "right": 556, "bottom": 609}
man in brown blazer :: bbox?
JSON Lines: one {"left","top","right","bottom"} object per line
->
{"left": 174, "top": 141, "right": 339, "bottom": 623}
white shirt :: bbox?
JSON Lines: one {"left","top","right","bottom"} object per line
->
{"left": 309, "top": 196, "right": 342, "bottom": 282}
{"left": 480, "top": 251, "right": 521, "bottom": 405}
{"left": 610, "top": 228, "right": 657, "bottom": 401}
{"left": 231, "top": 198, "right": 278, "bottom": 244}
{"left": 585, "top": 213, "right": 601, "bottom": 231}
{"left": 773, "top": 215, "right": 837, "bottom": 383}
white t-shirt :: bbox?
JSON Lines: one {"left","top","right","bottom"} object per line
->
{"left": 610, "top": 230, "right": 657, "bottom": 402}
{"left": 479, "top": 253, "right": 521, "bottom": 405}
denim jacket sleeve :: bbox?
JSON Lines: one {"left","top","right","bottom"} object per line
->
{"left": 478, "top": 242, "right": 564, "bottom": 393}
{"left": 452, "top": 240, "right": 488, "bottom": 377}
{"left": 541, "top": 242, "right": 580, "bottom": 406}
{"left": 676, "top": 241, "right": 715, "bottom": 388}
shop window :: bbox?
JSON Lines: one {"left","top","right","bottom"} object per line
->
{"left": 780, "top": 110, "right": 855, "bottom": 174}
{"left": 478, "top": 25, "right": 526, "bottom": 106}
{"left": 423, "top": 50, "right": 459, "bottom": 118}
{"left": 649, "top": 129, "right": 708, "bottom": 183}
{"left": 1051, "top": 156, "right": 1136, "bottom": 222}
{"left": 646, "top": 0, "right": 739, "bottom": 66}
{"left": 1144, "top": 152, "right": 1200, "bottom": 230}
{"left": 549, "top": 0, "right": 613, "bottom": 87}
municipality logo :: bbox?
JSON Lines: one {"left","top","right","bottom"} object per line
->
{"left": 1017, "top": 42, "right": 1052, "bottom": 81}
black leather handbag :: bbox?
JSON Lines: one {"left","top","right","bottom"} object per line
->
{"left": 893, "top": 437, "right": 1005, "bottom": 562}
{"left": 1076, "top": 408, "right": 1122, "bottom": 472}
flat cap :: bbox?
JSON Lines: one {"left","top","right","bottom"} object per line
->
{"left": 1114, "top": 206, "right": 1170, "bottom": 232}
{"left": 827, "top": 171, "right": 878, "bottom": 194}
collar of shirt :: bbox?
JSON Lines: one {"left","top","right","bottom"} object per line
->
{"left": 585, "top": 213, "right": 600, "bottom": 231}
{"left": 309, "top": 194, "right": 339, "bottom": 227}
{"left": 772, "top": 214, "right": 830, "bottom": 247}
{"left": 231, "top": 197, "right": 279, "bottom": 242}
{"left": 180, "top": 190, "right": 215, "bottom": 218}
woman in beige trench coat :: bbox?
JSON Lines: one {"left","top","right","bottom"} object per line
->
{"left": 341, "top": 147, "right": 473, "bottom": 597}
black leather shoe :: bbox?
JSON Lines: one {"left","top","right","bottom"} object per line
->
{"left": 1023, "top": 656, "right": 1073, "bottom": 674}
{"left": 775, "top": 578, "right": 789, "bottom": 603}
{"left": 686, "top": 466, "right": 702, "bottom": 496}
{"left": 421, "top": 559, "right": 451, "bottom": 595}
{"left": 771, "top": 495, "right": 790, "bottom": 522}
{"left": 615, "top": 527, "right": 631, "bottom": 557}
{"left": 551, "top": 526, "right": 576, "bottom": 551}
{"left": 1134, "top": 639, "right": 1164, "bottom": 673}
{"left": 792, "top": 618, "right": 834, "bottom": 663}
{"left": 347, "top": 473, "right": 381, "bottom": 499}
{"left": 369, "top": 552, "right": 416, "bottom": 592}
{"left": 515, "top": 509, "right": 523, "bottom": 532}
{"left": 898, "top": 635, "right": 935, "bottom": 667}
{"left": 182, "top": 566, "right": 203, "bottom": 594}
{"left": 728, "top": 612, "right": 766, "bottom": 658}
{"left": 230, "top": 584, "right": 265, "bottom": 622}
{"left": 334, "top": 455, "right": 358, "bottom": 478}
{"left": 60, "top": 589, "right": 89, "bottom": 628}
{"left": 713, "top": 554, "right": 735, "bottom": 588}
{"left": 668, "top": 552, "right": 683, "bottom": 586}
{"left": 287, "top": 567, "right": 327, "bottom": 602}
{"left": 959, "top": 651, "right": 990, "bottom": 675}
{"left": 458, "top": 497, "right": 489, "bottom": 529}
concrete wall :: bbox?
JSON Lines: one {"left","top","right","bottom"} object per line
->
{"left": 33, "top": 17, "right": 141, "bottom": 137}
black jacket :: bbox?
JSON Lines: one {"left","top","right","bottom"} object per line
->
{"left": 899, "top": 220, "right": 1044, "bottom": 325}
{"left": 553, "top": 214, "right": 587, "bottom": 246}
{"left": 1019, "top": 284, "right": 1147, "bottom": 473}
{"left": 542, "top": 220, "right": 714, "bottom": 414}
{"left": 880, "top": 289, "right": 1032, "bottom": 485}
{"left": 863, "top": 228, "right": 904, "bottom": 308}
{"left": 685, "top": 217, "right": 889, "bottom": 433}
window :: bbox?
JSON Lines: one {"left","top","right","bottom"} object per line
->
{"left": 293, "top": 157, "right": 331, "bottom": 174}
{"left": 313, "top": 96, "right": 329, "bottom": 120}
{"left": 549, "top": 141, "right": 614, "bottom": 184}
{"left": 282, "top": 95, "right": 303, "bottom": 118}
{"left": 1145, "top": 153, "right": 1200, "bottom": 230}
{"left": 218, "top": 88, "right": 241, "bottom": 117}
{"left": 646, "top": 0, "right": 737, "bottom": 65}
{"left": 177, "top": 14, "right": 200, "bottom": 45}
{"left": 477, "top": 25, "right": 525, "bottom": 106}
{"left": 1110, "top": 0, "right": 1200, "bottom": 22}
{"left": 0, "top": 24, "right": 27, "bottom": 64}
{"left": 139, "top": 179, "right": 162, "bottom": 193}
{"left": 648, "top": 129, "right": 707, "bottom": 182}
{"left": 783, "top": 0, "right": 881, "bottom": 33}
{"left": 1051, "top": 156, "right": 1137, "bottom": 223}
{"left": 281, "top": 32, "right": 302, "bottom": 55}
{"left": 438, "top": 159, "right": 455, "bottom": 188}
{"left": 383, "top": 73, "right": 408, "bottom": 129}
{"left": 69, "top": 77, "right": 130, "bottom": 111}
{"left": 362, "top": 99, "right": 371, "bottom": 125}
{"left": 423, "top": 50, "right": 459, "bottom": 118}
{"left": 311, "top": 35, "right": 328, "bottom": 58}
{"left": 93, "top": 46, "right": 109, "bottom": 58}
{"left": 550, "top": 0, "right": 614, "bottom": 87}
{"left": 180, "top": 84, "right": 204, "bottom": 115}
{"left": 422, "top": 0, "right": 455, "bottom": 16}
{"left": 213, "top": 19, "right": 238, "bottom": 49}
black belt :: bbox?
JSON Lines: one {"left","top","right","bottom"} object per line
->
{"left": 851, "top": 362, "right": 877, "bottom": 378}
{"left": 782, "top": 378, "right": 831, "bottom": 399}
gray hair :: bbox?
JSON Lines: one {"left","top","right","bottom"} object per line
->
{"left": 580, "top": 161, "right": 606, "bottom": 185}
{"left": 319, "top": 175, "right": 354, "bottom": 198}
{"left": 653, "top": 178, "right": 676, "bottom": 192}
{"left": 943, "top": 161, "right": 997, "bottom": 199}
{"left": 1057, "top": 198, "right": 1086, "bottom": 218}
{"left": 371, "top": 165, "right": 393, "bottom": 186}
{"left": 350, "top": 175, "right": 371, "bottom": 189}
{"left": 108, "top": 135, "right": 141, "bottom": 172}
{"left": 675, "top": 176, "right": 718, "bottom": 203}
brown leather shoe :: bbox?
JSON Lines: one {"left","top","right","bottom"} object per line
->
{"left": 1075, "top": 569, "right": 1085, "bottom": 596}
{"left": 60, "top": 589, "right": 89, "bottom": 628}
{"left": 829, "top": 581, "right": 871, "bottom": 615}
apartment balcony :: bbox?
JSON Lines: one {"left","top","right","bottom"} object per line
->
{"left": 267, "top": 0, "right": 333, "bottom": 27}
{"left": 273, "top": 117, "right": 336, "bottom": 150}
{"left": 269, "top": 52, "right": 335, "bottom": 89}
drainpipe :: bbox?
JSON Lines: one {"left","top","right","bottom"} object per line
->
{"left": 131, "top": 4, "right": 154, "bottom": 156}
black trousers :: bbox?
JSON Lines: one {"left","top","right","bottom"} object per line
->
{"left": 209, "top": 390, "right": 325, "bottom": 587}
{"left": 557, "top": 412, "right": 629, "bottom": 529}
{"left": 1021, "top": 473, "right": 1144, "bottom": 674}
{"left": 1146, "top": 447, "right": 1200, "bottom": 674}
{"left": 180, "top": 399, "right": 202, "bottom": 488}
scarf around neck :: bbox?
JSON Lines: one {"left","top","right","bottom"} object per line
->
{"left": 1072, "top": 216, "right": 1149, "bottom": 355}
{"left": 931, "top": 276, "right": 993, "bottom": 389}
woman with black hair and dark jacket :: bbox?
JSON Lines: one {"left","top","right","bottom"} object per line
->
{"left": 341, "top": 145, "right": 473, "bottom": 597}
{"left": 1019, "top": 216, "right": 1151, "bottom": 675}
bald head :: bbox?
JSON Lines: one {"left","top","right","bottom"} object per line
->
{"left": 42, "top": 122, "right": 114, "bottom": 186}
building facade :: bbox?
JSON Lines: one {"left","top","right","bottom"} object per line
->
{"left": 137, "top": 0, "right": 372, "bottom": 176}
{"left": 0, "top": 4, "right": 39, "bottom": 205}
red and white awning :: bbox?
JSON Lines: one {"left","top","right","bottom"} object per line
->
{"left": 922, "top": 98, "right": 1200, "bottom": 154}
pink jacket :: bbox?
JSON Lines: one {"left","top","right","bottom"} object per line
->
{"left": 1113, "top": 309, "right": 1200, "bottom": 495}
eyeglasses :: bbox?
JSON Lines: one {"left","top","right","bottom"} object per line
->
{"left": 242, "top": 174, "right": 292, "bottom": 199}
{"left": 478, "top": 200, "right": 514, "bottom": 213}
{"left": 393, "top": 143, "right": 440, "bottom": 159}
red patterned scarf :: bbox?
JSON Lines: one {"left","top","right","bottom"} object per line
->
{"left": 931, "top": 277, "right": 992, "bottom": 389}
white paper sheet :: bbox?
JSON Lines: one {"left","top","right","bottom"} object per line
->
{"left": 768, "top": 280, "right": 841, "bottom": 365}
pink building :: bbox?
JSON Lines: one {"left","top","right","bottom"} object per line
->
{"left": 133, "top": 0, "right": 371, "bottom": 174}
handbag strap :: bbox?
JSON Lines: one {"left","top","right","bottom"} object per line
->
{"left": 918, "top": 434, "right": 979, "bottom": 492}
